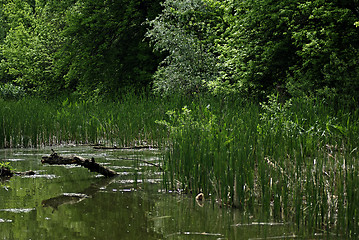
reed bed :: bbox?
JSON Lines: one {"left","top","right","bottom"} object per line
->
{"left": 0, "top": 93, "right": 182, "bottom": 148}
{"left": 159, "top": 95, "right": 359, "bottom": 237}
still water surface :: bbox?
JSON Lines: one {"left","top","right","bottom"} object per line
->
{"left": 0, "top": 146, "right": 324, "bottom": 239}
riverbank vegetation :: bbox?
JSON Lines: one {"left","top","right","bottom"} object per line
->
{"left": 0, "top": 92, "right": 178, "bottom": 148}
{"left": 1, "top": 93, "right": 359, "bottom": 236}
{"left": 1, "top": 0, "right": 359, "bottom": 237}
{"left": 159, "top": 95, "right": 359, "bottom": 236}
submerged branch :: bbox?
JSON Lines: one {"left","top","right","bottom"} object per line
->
{"left": 0, "top": 167, "right": 13, "bottom": 178}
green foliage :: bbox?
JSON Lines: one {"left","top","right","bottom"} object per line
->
{"left": 0, "top": 161, "right": 14, "bottom": 173}
{"left": 287, "top": 1, "right": 359, "bottom": 98}
{"left": 0, "top": 0, "right": 162, "bottom": 98}
{"left": 228, "top": 0, "right": 359, "bottom": 99}
{"left": 57, "top": 0, "right": 162, "bottom": 96}
{"left": 0, "top": 1, "right": 8, "bottom": 42}
{"left": 146, "top": 0, "right": 225, "bottom": 95}
{"left": 147, "top": 0, "right": 359, "bottom": 100}
{"left": 257, "top": 95, "right": 302, "bottom": 137}
{"left": 0, "top": 83, "right": 26, "bottom": 99}
{"left": 1, "top": 0, "right": 358, "bottom": 100}
{"left": 0, "top": 0, "right": 68, "bottom": 95}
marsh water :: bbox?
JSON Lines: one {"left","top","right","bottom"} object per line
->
{"left": 0, "top": 146, "right": 329, "bottom": 239}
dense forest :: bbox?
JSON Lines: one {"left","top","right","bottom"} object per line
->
{"left": 0, "top": 0, "right": 359, "bottom": 101}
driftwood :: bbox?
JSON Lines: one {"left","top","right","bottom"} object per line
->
{"left": 41, "top": 151, "right": 118, "bottom": 177}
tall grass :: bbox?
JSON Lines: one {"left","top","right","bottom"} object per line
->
{"left": 0, "top": 93, "right": 185, "bottom": 148}
{"left": 159, "top": 95, "right": 359, "bottom": 237}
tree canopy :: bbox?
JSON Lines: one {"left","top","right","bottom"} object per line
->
{"left": 1, "top": 0, "right": 359, "bottom": 101}
{"left": 148, "top": 0, "right": 359, "bottom": 100}
{"left": 0, "top": 0, "right": 162, "bottom": 98}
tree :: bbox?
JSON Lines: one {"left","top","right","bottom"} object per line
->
{"left": 57, "top": 0, "right": 162, "bottom": 97}
{"left": 0, "top": 0, "right": 162, "bottom": 98}
{"left": 146, "top": 0, "right": 226, "bottom": 95}
{"left": 286, "top": 0, "right": 359, "bottom": 99}
{"left": 0, "top": 0, "right": 70, "bottom": 95}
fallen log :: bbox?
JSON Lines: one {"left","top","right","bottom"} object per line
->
{"left": 41, "top": 151, "right": 118, "bottom": 177}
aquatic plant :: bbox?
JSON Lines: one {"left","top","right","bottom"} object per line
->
{"left": 0, "top": 161, "right": 14, "bottom": 178}
{"left": 159, "top": 95, "right": 359, "bottom": 237}
{"left": 0, "top": 161, "right": 12, "bottom": 170}
{"left": 0, "top": 93, "right": 174, "bottom": 148}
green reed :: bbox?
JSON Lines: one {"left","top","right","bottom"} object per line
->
{"left": 0, "top": 93, "right": 174, "bottom": 148}
{"left": 160, "top": 95, "right": 359, "bottom": 237}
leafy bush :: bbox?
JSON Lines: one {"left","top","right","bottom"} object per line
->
{"left": 0, "top": 161, "right": 13, "bottom": 171}
{"left": 0, "top": 83, "right": 25, "bottom": 100}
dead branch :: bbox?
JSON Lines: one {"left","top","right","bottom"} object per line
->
{"left": 41, "top": 151, "right": 118, "bottom": 177}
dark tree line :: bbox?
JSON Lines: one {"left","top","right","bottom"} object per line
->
{"left": 1, "top": 0, "right": 359, "bottom": 101}
{"left": 0, "top": 0, "right": 162, "bottom": 98}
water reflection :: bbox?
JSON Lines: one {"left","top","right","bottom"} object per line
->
{"left": 42, "top": 177, "right": 115, "bottom": 210}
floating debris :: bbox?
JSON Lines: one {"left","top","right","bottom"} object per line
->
{"left": 248, "top": 234, "right": 298, "bottom": 240}
{"left": 21, "top": 174, "right": 57, "bottom": 179}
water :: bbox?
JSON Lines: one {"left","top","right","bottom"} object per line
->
{"left": 0, "top": 146, "right": 328, "bottom": 239}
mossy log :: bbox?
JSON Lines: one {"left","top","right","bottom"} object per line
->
{"left": 41, "top": 151, "right": 118, "bottom": 177}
